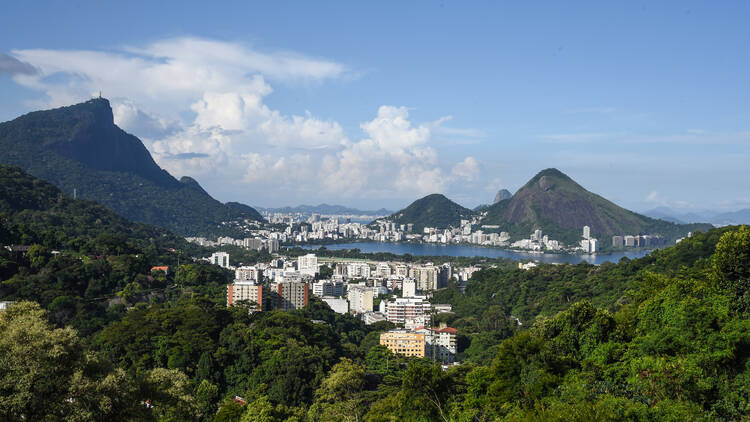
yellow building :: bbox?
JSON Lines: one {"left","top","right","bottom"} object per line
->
{"left": 379, "top": 330, "right": 426, "bottom": 358}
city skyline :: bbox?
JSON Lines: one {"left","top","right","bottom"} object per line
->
{"left": 1, "top": 1, "right": 749, "bottom": 212}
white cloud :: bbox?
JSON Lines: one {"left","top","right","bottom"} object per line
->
{"left": 451, "top": 156, "right": 480, "bottom": 181}
{"left": 6, "top": 37, "right": 479, "bottom": 206}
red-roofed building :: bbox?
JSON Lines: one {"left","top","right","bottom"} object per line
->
{"left": 151, "top": 266, "right": 169, "bottom": 275}
{"left": 416, "top": 323, "right": 458, "bottom": 363}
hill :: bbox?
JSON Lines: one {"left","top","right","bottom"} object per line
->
{"left": 0, "top": 164, "right": 194, "bottom": 252}
{"left": 383, "top": 193, "right": 474, "bottom": 232}
{"left": 481, "top": 168, "right": 712, "bottom": 245}
{"left": 493, "top": 188, "right": 512, "bottom": 204}
{"left": 0, "top": 98, "right": 263, "bottom": 236}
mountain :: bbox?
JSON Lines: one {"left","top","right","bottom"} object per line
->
{"left": 0, "top": 98, "right": 263, "bottom": 236}
{"left": 642, "top": 207, "right": 687, "bottom": 224}
{"left": 493, "top": 189, "right": 512, "bottom": 204}
{"left": 0, "top": 164, "right": 193, "bottom": 251}
{"left": 712, "top": 208, "right": 750, "bottom": 225}
{"left": 642, "top": 206, "right": 717, "bottom": 224}
{"left": 481, "top": 168, "right": 712, "bottom": 245}
{"left": 257, "top": 203, "right": 392, "bottom": 217}
{"left": 383, "top": 193, "right": 474, "bottom": 232}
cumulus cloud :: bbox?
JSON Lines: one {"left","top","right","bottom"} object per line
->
{"left": 6, "top": 37, "right": 480, "bottom": 206}
{"left": 452, "top": 156, "right": 480, "bottom": 181}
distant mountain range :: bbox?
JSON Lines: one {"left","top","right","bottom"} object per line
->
{"left": 643, "top": 206, "right": 750, "bottom": 226}
{"left": 382, "top": 168, "right": 712, "bottom": 245}
{"left": 0, "top": 98, "right": 263, "bottom": 237}
{"left": 257, "top": 204, "right": 392, "bottom": 217}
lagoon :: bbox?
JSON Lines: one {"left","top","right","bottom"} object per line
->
{"left": 302, "top": 241, "right": 651, "bottom": 265}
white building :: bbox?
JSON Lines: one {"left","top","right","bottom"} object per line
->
{"left": 211, "top": 252, "right": 230, "bottom": 269}
{"left": 363, "top": 311, "right": 387, "bottom": 325}
{"left": 382, "top": 296, "right": 432, "bottom": 326}
{"left": 235, "top": 266, "right": 262, "bottom": 282}
{"left": 417, "top": 324, "right": 458, "bottom": 363}
{"left": 297, "top": 254, "right": 318, "bottom": 276}
{"left": 347, "top": 285, "right": 374, "bottom": 314}
{"left": 583, "top": 225, "right": 591, "bottom": 240}
{"left": 321, "top": 296, "right": 348, "bottom": 314}
{"left": 402, "top": 278, "right": 417, "bottom": 297}
{"left": 375, "top": 262, "right": 392, "bottom": 277}
{"left": 346, "top": 262, "right": 371, "bottom": 279}
{"left": 312, "top": 280, "right": 345, "bottom": 297}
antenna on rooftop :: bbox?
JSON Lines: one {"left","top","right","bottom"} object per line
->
{"left": 98, "top": 90, "right": 102, "bottom": 99}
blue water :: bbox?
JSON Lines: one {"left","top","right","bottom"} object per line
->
{"left": 302, "top": 242, "right": 650, "bottom": 265}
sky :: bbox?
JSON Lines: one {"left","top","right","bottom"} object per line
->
{"left": 1, "top": 1, "right": 749, "bottom": 212}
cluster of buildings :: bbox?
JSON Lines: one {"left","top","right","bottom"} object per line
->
{"left": 379, "top": 323, "right": 458, "bottom": 363}
{"left": 511, "top": 229, "right": 563, "bottom": 251}
{"left": 612, "top": 234, "right": 665, "bottom": 248}
{"left": 580, "top": 226, "right": 599, "bottom": 253}
{"left": 187, "top": 236, "right": 280, "bottom": 253}
{"left": 223, "top": 253, "right": 469, "bottom": 362}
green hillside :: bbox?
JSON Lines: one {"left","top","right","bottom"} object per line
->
{"left": 0, "top": 164, "right": 196, "bottom": 253}
{"left": 385, "top": 193, "right": 475, "bottom": 232}
{"left": 0, "top": 98, "right": 263, "bottom": 237}
{"left": 481, "top": 168, "right": 712, "bottom": 245}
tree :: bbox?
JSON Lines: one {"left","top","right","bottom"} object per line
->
{"left": 196, "top": 379, "right": 219, "bottom": 421}
{"left": 308, "top": 358, "right": 368, "bottom": 422}
{"left": 0, "top": 301, "right": 142, "bottom": 420}
{"left": 141, "top": 368, "right": 200, "bottom": 421}
{"left": 713, "top": 226, "right": 750, "bottom": 313}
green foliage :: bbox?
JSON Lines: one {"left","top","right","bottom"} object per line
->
{"left": 1, "top": 164, "right": 748, "bottom": 421}
{"left": 383, "top": 193, "right": 475, "bottom": 232}
{"left": 0, "top": 100, "right": 263, "bottom": 237}
{"left": 0, "top": 302, "right": 145, "bottom": 421}
{"left": 713, "top": 225, "right": 750, "bottom": 313}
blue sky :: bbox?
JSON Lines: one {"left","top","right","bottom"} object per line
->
{"left": 1, "top": 1, "right": 749, "bottom": 212}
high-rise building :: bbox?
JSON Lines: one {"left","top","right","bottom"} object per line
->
{"left": 410, "top": 264, "right": 439, "bottom": 290}
{"left": 375, "top": 262, "right": 392, "bottom": 277}
{"left": 226, "top": 281, "right": 265, "bottom": 312}
{"left": 312, "top": 280, "right": 345, "bottom": 297}
{"left": 382, "top": 296, "right": 432, "bottom": 326}
{"left": 402, "top": 278, "right": 417, "bottom": 297}
{"left": 612, "top": 235, "right": 624, "bottom": 247}
{"left": 272, "top": 281, "right": 309, "bottom": 310}
{"left": 379, "top": 330, "right": 426, "bottom": 358}
{"left": 583, "top": 226, "right": 591, "bottom": 240}
{"left": 235, "top": 266, "right": 262, "bottom": 282}
{"left": 297, "top": 254, "right": 318, "bottom": 276}
{"left": 348, "top": 285, "right": 374, "bottom": 314}
{"left": 211, "top": 252, "right": 230, "bottom": 268}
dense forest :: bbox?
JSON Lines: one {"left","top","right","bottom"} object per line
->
{"left": 1, "top": 166, "right": 749, "bottom": 420}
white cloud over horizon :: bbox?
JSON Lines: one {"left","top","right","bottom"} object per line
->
{"left": 7, "top": 36, "right": 483, "bottom": 207}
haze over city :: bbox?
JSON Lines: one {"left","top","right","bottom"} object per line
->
{"left": 1, "top": 1, "right": 749, "bottom": 213}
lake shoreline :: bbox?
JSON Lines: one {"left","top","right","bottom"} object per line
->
{"left": 299, "top": 241, "right": 652, "bottom": 265}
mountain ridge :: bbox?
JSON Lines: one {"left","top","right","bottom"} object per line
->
{"left": 481, "top": 168, "right": 712, "bottom": 244}
{"left": 0, "top": 98, "right": 263, "bottom": 237}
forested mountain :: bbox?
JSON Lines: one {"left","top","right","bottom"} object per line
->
{"left": 2, "top": 162, "right": 750, "bottom": 421}
{"left": 0, "top": 164, "right": 191, "bottom": 253}
{"left": 481, "top": 168, "right": 712, "bottom": 244}
{"left": 383, "top": 193, "right": 475, "bottom": 232}
{"left": 0, "top": 98, "right": 263, "bottom": 236}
